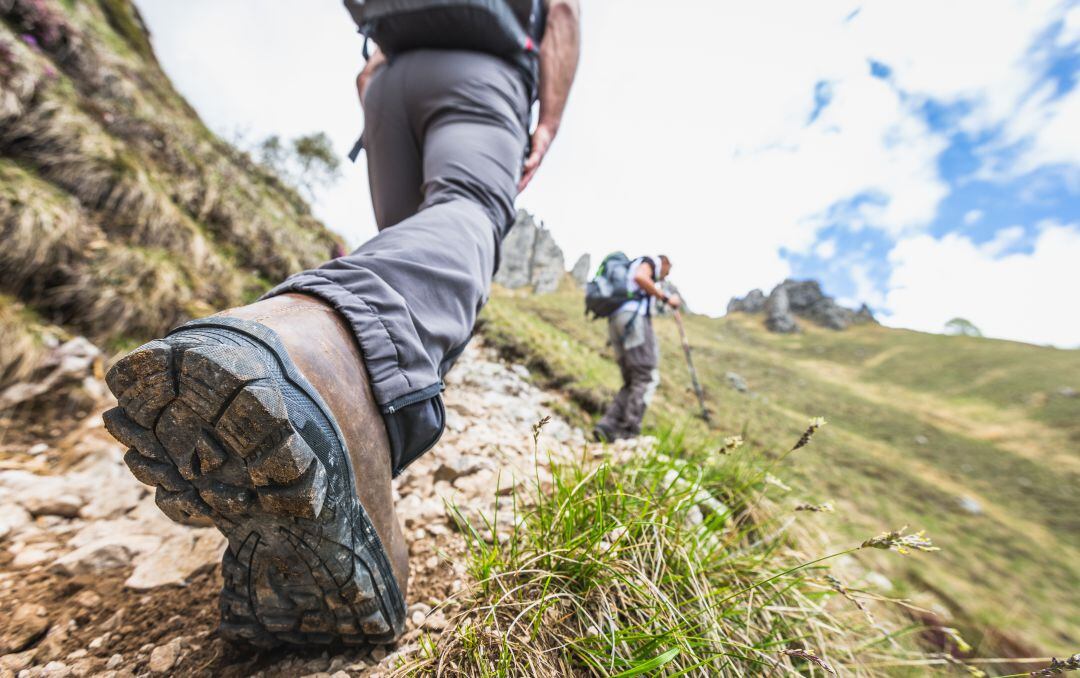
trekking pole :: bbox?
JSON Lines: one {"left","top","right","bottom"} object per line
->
{"left": 673, "top": 310, "right": 711, "bottom": 424}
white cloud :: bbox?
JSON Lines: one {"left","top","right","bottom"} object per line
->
{"left": 1004, "top": 81, "right": 1080, "bottom": 178}
{"left": 881, "top": 222, "right": 1080, "bottom": 347}
{"left": 873, "top": 0, "right": 1080, "bottom": 180}
{"left": 980, "top": 225, "right": 1026, "bottom": 257}
{"left": 963, "top": 209, "right": 984, "bottom": 225}
{"left": 838, "top": 262, "right": 887, "bottom": 310}
{"left": 815, "top": 239, "right": 838, "bottom": 259}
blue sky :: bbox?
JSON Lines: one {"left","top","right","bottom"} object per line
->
{"left": 788, "top": 46, "right": 1080, "bottom": 325}
{"left": 137, "top": 0, "right": 1080, "bottom": 347}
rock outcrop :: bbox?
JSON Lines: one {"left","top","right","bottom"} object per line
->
{"left": 570, "top": 253, "right": 592, "bottom": 286}
{"left": 494, "top": 210, "right": 566, "bottom": 293}
{"left": 729, "top": 279, "right": 876, "bottom": 333}
{"left": 764, "top": 285, "right": 798, "bottom": 333}
{"left": 727, "top": 288, "right": 766, "bottom": 314}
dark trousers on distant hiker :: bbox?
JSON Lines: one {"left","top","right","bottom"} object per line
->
{"left": 265, "top": 50, "right": 530, "bottom": 474}
{"left": 598, "top": 308, "right": 660, "bottom": 439}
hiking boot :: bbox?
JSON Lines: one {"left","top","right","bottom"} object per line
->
{"left": 102, "top": 294, "right": 408, "bottom": 648}
{"left": 592, "top": 424, "right": 614, "bottom": 443}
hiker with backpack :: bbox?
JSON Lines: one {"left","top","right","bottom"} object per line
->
{"left": 102, "top": 0, "right": 580, "bottom": 648}
{"left": 588, "top": 254, "right": 681, "bottom": 442}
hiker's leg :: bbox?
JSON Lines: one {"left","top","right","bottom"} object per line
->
{"left": 102, "top": 50, "right": 525, "bottom": 650}
{"left": 642, "top": 321, "right": 661, "bottom": 407}
{"left": 621, "top": 366, "right": 654, "bottom": 436}
{"left": 264, "top": 50, "right": 528, "bottom": 474}
{"left": 597, "top": 313, "right": 631, "bottom": 435}
{"left": 602, "top": 310, "right": 653, "bottom": 438}
{"left": 598, "top": 360, "right": 633, "bottom": 435}
{"left": 362, "top": 59, "right": 423, "bottom": 230}
{"left": 619, "top": 320, "right": 660, "bottom": 436}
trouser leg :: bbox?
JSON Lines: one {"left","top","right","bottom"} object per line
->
{"left": 598, "top": 360, "right": 633, "bottom": 434}
{"left": 615, "top": 318, "right": 659, "bottom": 437}
{"left": 265, "top": 50, "right": 529, "bottom": 475}
{"left": 600, "top": 311, "right": 659, "bottom": 438}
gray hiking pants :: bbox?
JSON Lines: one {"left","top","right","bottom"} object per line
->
{"left": 598, "top": 310, "right": 661, "bottom": 439}
{"left": 266, "top": 50, "right": 529, "bottom": 475}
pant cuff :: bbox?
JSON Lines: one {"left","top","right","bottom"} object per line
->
{"left": 263, "top": 273, "right": 444, "bottom": 476}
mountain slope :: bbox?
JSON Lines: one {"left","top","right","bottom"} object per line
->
{"left": 480, "top": 281, "right": 1080, "bottom": 657}
{"left": 0, "top": 0, "right": 338, "bottom": 385}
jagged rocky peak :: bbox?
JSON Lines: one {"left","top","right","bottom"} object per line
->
{"left": 494, "top": 210, "right": 567, "bottom": 294}
{"left": 728, "top": 279, "right": 875, "bottom": 333}
{"left": 570, "top": 253, "right": 591, "bottom": 286}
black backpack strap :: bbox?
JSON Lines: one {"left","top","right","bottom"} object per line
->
{"left": 348, "top": 132, "right": 365, "bottom": 163}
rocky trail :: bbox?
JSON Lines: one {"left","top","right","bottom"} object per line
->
{"left": 0, "top": 340, "right": 597, "bottom": 677}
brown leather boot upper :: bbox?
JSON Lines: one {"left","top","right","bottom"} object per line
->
{"left": 217, "top": 293, "right": 410, "bottom": 595}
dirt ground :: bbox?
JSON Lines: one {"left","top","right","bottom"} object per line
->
{"left": 0, "top": 341, "right": 587, "bottom": 677}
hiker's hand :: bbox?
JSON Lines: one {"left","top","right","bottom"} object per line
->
{"left": 667, "top": 294, "right": 682, "bottom": 310}
{"left": 519, "top": 123, "right": 555, "bottom": 192}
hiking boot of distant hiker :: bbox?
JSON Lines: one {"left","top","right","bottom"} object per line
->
{"left": 102, "top": 294, "right": 408, "bottom": 648}
{"left": 592, "top": 423, "right": 614, "bottom": 443}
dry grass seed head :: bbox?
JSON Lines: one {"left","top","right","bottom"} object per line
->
{"left": 718, "top": 435, "right": 744, "bottom": 454}
{"left": 861, "top": 527, "right": 939, "bottom": 555}
{"left": 792, "top": 416, "right": 827, "bottom": 451}
{"left": 795, "top": 503, "right": 835, "bottom": 513}
{"left": 1029, "top": 653, "right": 1080, "bottom": 677}
{"left": 780, "top": 648, "right": 837, "bottom": 675}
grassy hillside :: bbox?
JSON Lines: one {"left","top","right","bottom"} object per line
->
{"left": 0, "top": 0, "right": 338, "bottom": 385}
{"left": 480, "top": 282, "right": 1080, "bottom": 658}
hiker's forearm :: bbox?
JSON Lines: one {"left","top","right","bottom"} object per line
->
{"left": 537, "top": 0, "right": 580, "bottom": 135}
{"left": 356, "top": 47, "right": 386, "bottom": 104}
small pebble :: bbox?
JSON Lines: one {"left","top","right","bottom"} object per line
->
{"left": 72, "top": 590, "right": 102, "bottom": 608}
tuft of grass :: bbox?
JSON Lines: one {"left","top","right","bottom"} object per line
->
{"left": 0, "top": 159, "right": 93, "bottom": 297}
{"left": 51, "top": 245, "right": 194, "bottom": 339}
{"left": 400, "top": 424, "right": 934, "bottom": 676}
{"left": 95, "top": 0, "right": 155, "bottom": 61}
{"left": 0, "top": 294, "right": 63, "bottom": 389}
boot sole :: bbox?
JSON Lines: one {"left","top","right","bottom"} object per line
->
{"left": 102, "top": 317, "right": 406, "bottom": 648}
